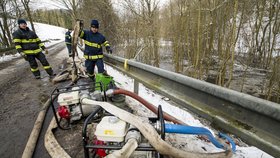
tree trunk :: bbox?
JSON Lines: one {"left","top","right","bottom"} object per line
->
{"left": 225, "top": 0, "right": 238, "bottom": 88}
{"left": 21, "top": 0, "right": 36, "bottom": 32}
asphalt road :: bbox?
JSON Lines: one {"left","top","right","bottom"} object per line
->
{"left": 0, "top": 42, "right": 67, "bottom": 158}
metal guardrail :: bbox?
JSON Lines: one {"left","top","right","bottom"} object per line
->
{"left": 104, "top": 54, "right": 280, "bottom": 158}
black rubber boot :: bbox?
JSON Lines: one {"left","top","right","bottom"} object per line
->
{"left": 103, "top": 70, "right": 109, "bottom": 76}
{"left": 90, "top": 75, "right": 95, "bottom": 82}
{"left": 46, "top": 68, "right": 55, "bottom": 77}
{"left": 32, "top": 70, "right": 41, "bottom": 79}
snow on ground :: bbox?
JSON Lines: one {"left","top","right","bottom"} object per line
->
{"left": 0, "top": 53, "right": 21, "bottom": 63}
{"left": 33, "top": 22, "right": 66, "bottom": 45}
{"left": 0, "top": 21, "right": 66, "bottom": 63}
{"left": 105, "top": 64, "right": 273, "bottom": 158}
{"left": 0, "top": 21, "right": 274, "bottom": 158}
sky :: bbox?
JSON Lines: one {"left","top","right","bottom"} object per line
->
{"left": 0, "top": 20, "right": 274, "bottom": 158}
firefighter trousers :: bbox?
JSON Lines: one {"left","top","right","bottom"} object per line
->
{"left": 66, "top": 44, "right": 72, "bottom": 57}
{"left": 85, "top": 58, "right": 105, "bottom": 80}
{"left": 26, "top": 52, "right": 53, "bottom": 77}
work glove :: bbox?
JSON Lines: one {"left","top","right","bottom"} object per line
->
{"left": 79, "top": 19, "right": 84, "bottom": 29}
{"left": 108, "top": 49, "right": 112, "bottom": 54}
{"left": 20, "top": 52, "right": 28, "bottom": 61}
{"left": 106, "top": 47, "right": 112, "bottom": 54}
{"left": 44, "top": 49, "right": 49, "bottom": 54}
{"left": 41, "top": 46, "right": 46, "bottom": 50}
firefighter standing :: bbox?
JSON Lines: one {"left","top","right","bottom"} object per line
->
{"left": 65, "top": 28, "right": 72, "bottom": 57}
{"left": 79, "top": 19, "right": 112, "bottom": 80}
{"left": 12, "top": 19, "right": 54, "bottom": 79}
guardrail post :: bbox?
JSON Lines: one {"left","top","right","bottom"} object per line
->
{"left": 134, "top": 80, "right": 139, "bottom": 94}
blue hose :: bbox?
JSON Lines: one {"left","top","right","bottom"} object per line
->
{"left": 219, "top": 132, "right": 236, "bottom": 152}
{"left": 165, "top": 124, "right": 236, "bottom": 152}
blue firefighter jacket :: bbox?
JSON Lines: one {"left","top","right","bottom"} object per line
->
{"left": 79, "top": 30, "right": 110, "bottom": 60}
{"left": 13, "top": 27, "right": 45, "bottom": 55}
{"left": 65, "top": 31, "right": 72, "bottom": 45}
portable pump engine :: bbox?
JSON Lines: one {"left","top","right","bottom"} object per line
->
{"left": 82, "top": 105, "right": 167, "bottom": 158}
{"left": 57, "top": 88, "right": 81, "bottom": 122}
{"left": 91, "top": 116, "right": 156, "bottom": 158}
{"left": 82, "top": 104, "right": 236, "bottom": 158}
{"left": 56, "top": 87, "right": 104, "bottom": 124}
{"left": 52, "top": 74, "right": 116, "bottom": 128}
{"left": 51, "top": 83, "right": 236, "bottom": 157}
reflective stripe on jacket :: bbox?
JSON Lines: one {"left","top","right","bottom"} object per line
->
{"left": 12, "top": 27, "right": 44, "bottom": 55}
{"left": 83, "top": 54, "right": 103, "bottom": 60}
{"left": 79, "top": 30, "right": 110, "bottom": 57}
{"left": 65, "top": 31, "right": 72, "bottom": 45}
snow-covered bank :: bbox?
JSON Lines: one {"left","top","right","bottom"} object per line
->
{"left": 106, "top": 64, "right": 273, "bottom": 158}
{"left": 0, "top": 21, "right": 66, "bottom": 63}
{"left": 0, "top": 19, "right": 275, "bottom": 158}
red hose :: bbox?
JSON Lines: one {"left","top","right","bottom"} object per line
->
{"left": 113, "top": 89, "right": 217, "bottom": 143}
{"left": 113, "top": 88, "right": 186, "bottom": 125}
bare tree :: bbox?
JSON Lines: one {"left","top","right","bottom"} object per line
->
{"left": 53, "top": 0, "right": 82, "bottom": 24}
{"left": 122, "top": 0, "right": 160, "bottom": 67}
{"left": 78, "top": 0, "right": 118, "bottom": 48}
{"left": 21, "top": 0, "right": 36, "bottom": 32}
{"left": 166, "top": 0, "right": 189, "bottom": 73}
{"left": 225, "top": 0, "right": 238, "bottom": 88}
{"left": 0, "top": 0, "right": 13, "bottom": 47}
